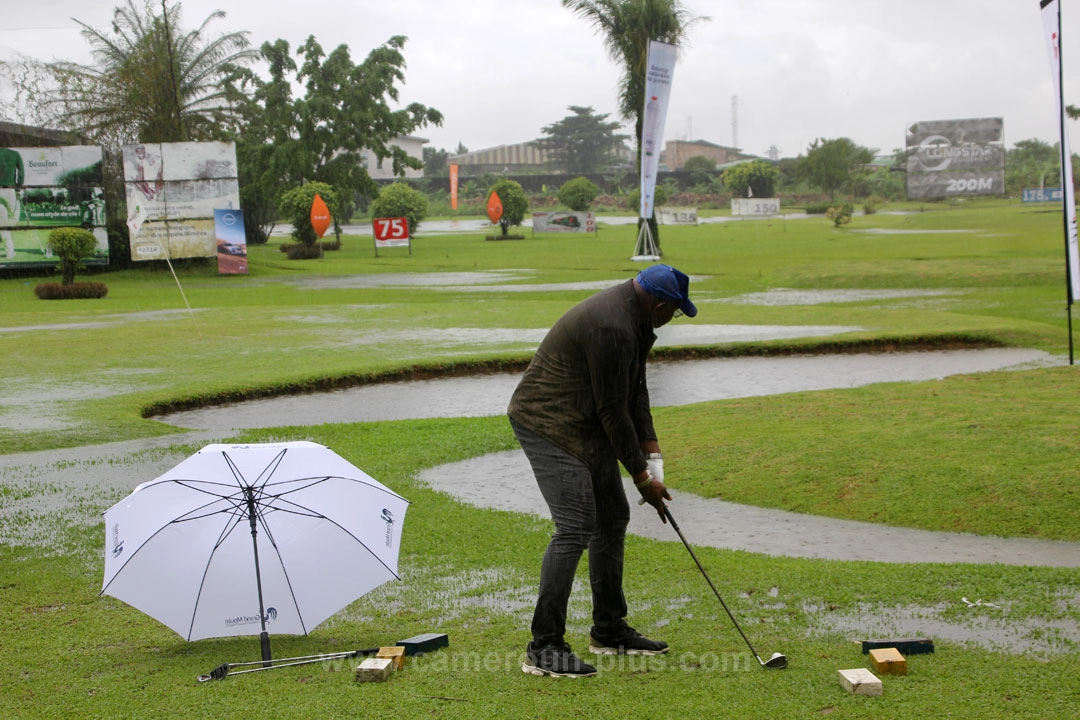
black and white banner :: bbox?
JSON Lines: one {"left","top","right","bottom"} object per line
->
{"left": 1041, "top": 0, "right": 1080, "bottom": 300}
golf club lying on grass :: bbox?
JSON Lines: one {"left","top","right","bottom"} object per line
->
{"left": 198, "top": 648, "right": 380, "bottom": 682}
{"left": 659, "top": 503, "right": 788, "bottom": 670}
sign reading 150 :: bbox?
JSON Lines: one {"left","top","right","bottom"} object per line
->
{"left": 372, "top": 217, "right": 409, "bottom": 241}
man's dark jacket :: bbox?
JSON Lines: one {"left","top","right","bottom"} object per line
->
{"left": 508, "top": 279, "right": 657, "bottom": 477}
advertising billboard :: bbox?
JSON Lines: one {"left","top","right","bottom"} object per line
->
{"left": 124, "top": 141, "right": 240, "bottom": 261}
{"left": 0, "top": 145, "right": 108, "bottom": 269}
{"left": 905, "top": 117, "right": 1005, "bottom": 200}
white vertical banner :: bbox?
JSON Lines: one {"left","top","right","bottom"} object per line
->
{"left": 639, "top": 40, "right": 677, "bottom": 220}
{"left": 1041, "top": 0, "right": 1080, "bottom": 300}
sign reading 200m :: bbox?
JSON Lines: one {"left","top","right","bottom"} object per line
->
{"left": 905, "top": 117, "right": 1004, "bottom": 200}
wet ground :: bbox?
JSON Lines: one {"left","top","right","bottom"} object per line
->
{"left": 4, "top": 344, "right": 1077, "bottom": 655}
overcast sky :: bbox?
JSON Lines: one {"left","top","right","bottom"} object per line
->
{"left": 2, "top": 0, "right": 1079, "bottom": 159}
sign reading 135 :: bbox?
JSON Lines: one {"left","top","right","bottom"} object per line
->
{"left": 373, "top": 217, "right": 409, "bottom": 245}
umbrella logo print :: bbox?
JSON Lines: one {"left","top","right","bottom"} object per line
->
{"left": 382, "top": 508, "right": 394, "bottom": 548}
{"left": 111, "top": 523, "right": 124, "bottom": 558}
{"left": 265, "top": 607, "right": 277, "bottom": 623}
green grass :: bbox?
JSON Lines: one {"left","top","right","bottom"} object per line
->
{"left": 2, "top": 198, "right": 1080, "bottom": 718}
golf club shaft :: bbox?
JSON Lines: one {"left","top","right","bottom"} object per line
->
{"left": 223, "top": 648, "right": 379, "bottom": 669}
{"left": 663, "top": 506, "right": 765, "bottom": 663}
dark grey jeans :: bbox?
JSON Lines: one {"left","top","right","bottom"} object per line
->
{"left": 510, "top": 417, "right": 630, "bottom": 647}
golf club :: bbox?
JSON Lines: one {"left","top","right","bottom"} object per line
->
{"left": 197, "top": 648, "right": 380, "bottom": 682}
{"left": 662, "top": 505, "right": 788, "bottom": 670}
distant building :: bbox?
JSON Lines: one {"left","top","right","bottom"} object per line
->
{"left": 449, "top": 142, "right": 550, "bottom": 174}
{"left": 661, "top": 139, "right": 756, "bottom": 170}
{"left": 360, "top": 135, "right": 428, "bottom": 180}
{"left": 0, "top": 121, "right": 84, "bottom": 147}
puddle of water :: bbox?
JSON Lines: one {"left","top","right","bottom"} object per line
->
{"left": 718, "top": 288, "right": 962, "bottom": 306}
{"left": 158, "top": 348, "right": 1057, "bottom": 432}
{"left": 807, "top": 600, "right": 1080, "bottom": 657}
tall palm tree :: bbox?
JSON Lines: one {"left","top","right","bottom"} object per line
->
{"left": 562, "top": 0, "right": 706, "bottom": 157}
{"left": 562, "top": 0, "right": 706, "bottom": 250}
{"left": 48, "top": 0, "right": 257, "bottom": 144}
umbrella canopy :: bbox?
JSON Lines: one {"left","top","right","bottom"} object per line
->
{"left": 102, "top": 441, "right": 408, "bottom": 646}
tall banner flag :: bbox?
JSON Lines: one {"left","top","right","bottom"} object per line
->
{"left": 639, "top": 40, "right": 677, "bottom": 221}
{"left": 1042, "top": 0, "right": 1080, "bottom": 303}
{"left": 449, "top": 163, "right": 459, "bottom": 211}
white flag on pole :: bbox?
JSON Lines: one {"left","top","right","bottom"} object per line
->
{"left": 1041, "top": 0, "right": 1080, "bottom": 300}
{"left": 639, "top": 41, "right": 677, "bottom": 221}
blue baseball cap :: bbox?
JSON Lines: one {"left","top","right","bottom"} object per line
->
{"left": 636, "top": 264, "right": 697, "bottom": 318}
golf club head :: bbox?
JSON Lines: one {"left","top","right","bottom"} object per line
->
{"left": 762, "top": 652, "right": 788, "bottom": 670}
{"left": 197, "top": 663, "right": 230, "bottom": 682}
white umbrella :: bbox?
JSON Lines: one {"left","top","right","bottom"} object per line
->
{"left": 101, "top": 441, "right": 408, "bottom": 662}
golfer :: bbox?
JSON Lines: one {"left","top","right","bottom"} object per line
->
{"left": 508, "top": 264, "right": 697, "bottom": 677}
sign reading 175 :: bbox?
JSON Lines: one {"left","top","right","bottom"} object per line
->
{"left": 372, "top": 217, "right": 409, "bottom": 243}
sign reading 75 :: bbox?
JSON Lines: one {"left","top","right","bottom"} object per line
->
{"left": 372, "top": 217, "right": 409, "bottom": 242}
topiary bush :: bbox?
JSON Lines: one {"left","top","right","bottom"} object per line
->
{"left": 370, "top": 182, "right": 429, "bottom": 235}
{"left": 556, "top": 176, "right": 600, "bottom": 211}
{"left": 46, "top": 227, "right": 99, "bottom": 286}
{"left": 277, "top": 182, "right": 339, "bottom": 247}
{"left": 488, "top": 179, "right": 528, "bottom": 238}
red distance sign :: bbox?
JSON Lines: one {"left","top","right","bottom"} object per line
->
{"left": 372, "top": 217, "right": 410, "bottom": 246}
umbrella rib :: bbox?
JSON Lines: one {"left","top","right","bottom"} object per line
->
{"left": 185, "top": 511, "right": 246, "bottom": 641}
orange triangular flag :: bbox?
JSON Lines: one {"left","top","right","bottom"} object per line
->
{"left": 486, "top": 191, "right": 503, "bottom": 224}
{"left": 310, "top": 193, "right": 332, "bottom": 238}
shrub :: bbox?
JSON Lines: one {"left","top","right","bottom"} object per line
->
{"left": 556, "top": 176, "right": 600, "bottom": 211}
{"left": 34, "top": 282, "right": 108, "bottom": 299}
{"left": 826, "top": 203, "right": 854, "bottom": 227}
{"left": 277, "top": 182, "right": 339, "bottom": 247}
{"left": 626, "top": 185, "right": 670, "bottom": 212}
{"left": 488, "top": 179, "right": 528, "bottom": 237}
{"left": 863, "top": 194, "right": 886, "bottom": 215}
{"left": 805, "top": 200, "right": 834, "bottom": 214}
{"left": 369, "top": 182, "right": 429, "bottom": 235}
{"left": 46, "top": 227, "right": 99, "bottom": 286}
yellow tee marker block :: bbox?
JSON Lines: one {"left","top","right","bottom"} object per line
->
{"left": 377, "top": 645, "right": 406, "bottom": 670}
{"left": 869, "top": 647, "right": 907, "bottom": 676}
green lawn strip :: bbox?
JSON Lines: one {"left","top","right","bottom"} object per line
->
{"left": 1, "top": 417, "right": 1077, "bottom": 718}
{"left": 660, "top": 366, "right": 1080, "bottom": 541}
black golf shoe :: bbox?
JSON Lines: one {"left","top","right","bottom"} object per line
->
{"left": 589, "top": 625, "right": 669, "bottom": 655}
{"left": 522, "top": 641, "right": 597, "bottom": 677}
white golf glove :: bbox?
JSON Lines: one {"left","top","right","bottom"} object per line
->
{"left": 645, "top": 453, "right": 664, "bottom": 484}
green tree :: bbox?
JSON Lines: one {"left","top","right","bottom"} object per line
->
{"left": 536, "top": 105, "right": 629, "bottom": 175}
{"left": 722, "top": 159, "right": 780, "bottom": 198}
{"left": 47, "top": 227, "right": 99, "bottom": 285}
{"left": 370, "top": 182, "right": 429, "bottom": 234}
{"left": 562, "top": 0, "right": 707, "bottom": 249}
{"left": 557, "top": 176, "right": 601, "bottom": 211}
{"left": 230, "top": 35, "right": 442, "bottom": 243}
{"left": 488, "top": 179, "right": 527, "bottom": 237}
{"left": 45, "top": 0, "right": 257, "bottom": 144}
{"left": 423, "top": 146, "right": 451, "bottom": 178}
{"left": 1006, "top": 139, "right": 1060, "bottom": 195}
{"left": 683, "top": 155, "right": 716, "bottom": 187}
{"left": 798, "top": 137, "right": 874, "bottom": 196}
